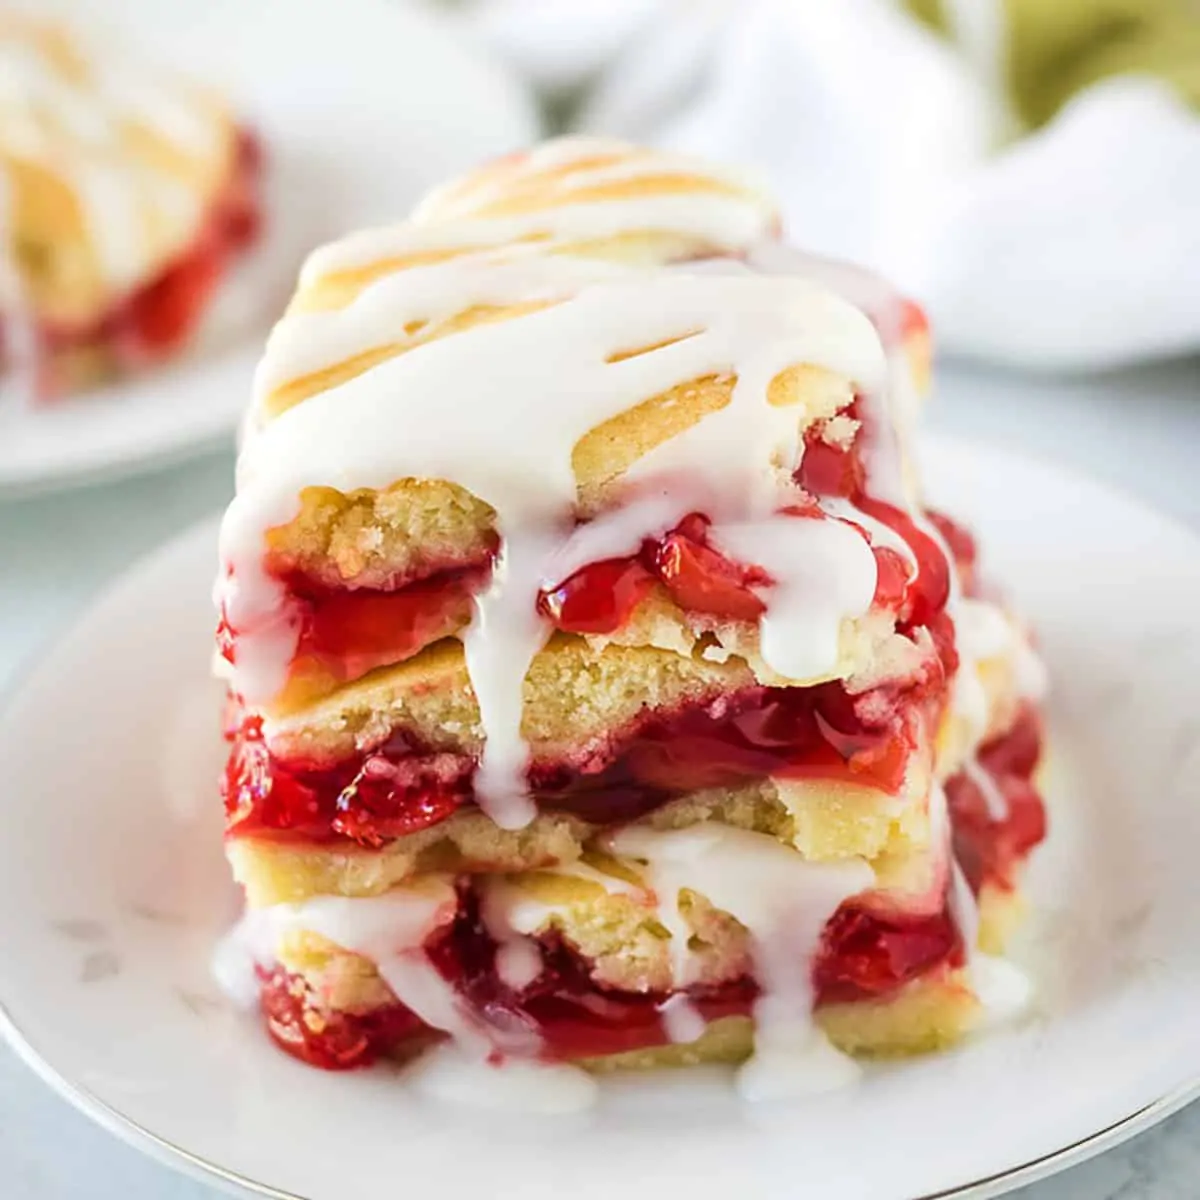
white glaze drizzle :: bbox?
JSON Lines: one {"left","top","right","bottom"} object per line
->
{"left": 255, "top": 251, "right": 634, "bottom": 405}
{"left": 480, "top": 858, "right": 646, "bottom": 951}
{"left": 212, "top": 881, "right": 469, "bottom": 1034}
{"left": 952, "top": 597, "right": 1049, "bottom": 755}
{"left": 494, "top": 939, "right": 544, "bottom": 993}
{"left": 657, "top": 994, "right": 707, "bottom": 1045}
{"left": 606, "top": 823, "right": 874, "bottom": 1099}
{"left": 214, "top": 884, "right": 600, "bottom": 1113}
{"left": 932, "top": 781, "right": 1034, "bottom": 1029}
{"left": 413, "top": 135, "right": 769, "bottom": 226}
{"left": 221, "top": 268, "right": 887, "bottom": 826}
{"left": 479, "top": 878, "right": 545, "bottom": 991}
{"left": 962, "top": 755, "right": 1009, "bottom": 822}
{"left": 707, "top": 515, "right": 877, "bottom": 682}
{"left": 302, "top": 195, "right": 773, "bottom": 292}
{"left": 956, "top": 596, "right": 1014, "bottom": 661}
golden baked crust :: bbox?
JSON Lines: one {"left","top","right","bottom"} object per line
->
{"left": 262, "top": 627, "right": 933, "bottom": 757}
{"left": 261, "top": 364, "right": 855, "bottom": 595}
{"left": 259, "top": 140, "right": 779, "bottom": 418}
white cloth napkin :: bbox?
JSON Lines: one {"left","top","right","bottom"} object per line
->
{"left": 462, "top": 0, "right": 1200, "bottom": 372}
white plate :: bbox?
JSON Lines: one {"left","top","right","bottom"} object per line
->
{"left": 1, "top": 434, "right": 1199, "bottom": 1200}
{"left": 0, "top": 0, "right": 537, "bottom": 498}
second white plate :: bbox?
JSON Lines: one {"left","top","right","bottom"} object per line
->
{"left": 0, "top": 0, "right": 537, "bottom": 497}
{"left": 1, "top": 435, "right": 1199, "bottom": 1199}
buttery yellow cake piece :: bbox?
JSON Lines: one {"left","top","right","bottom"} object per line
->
{"left": 213, "top": 136, "right": 1048, "bottom": 1107}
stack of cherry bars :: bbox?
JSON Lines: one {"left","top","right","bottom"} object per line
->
{"left": 215, "top": 138, "right": 1046, "bottom": 1105}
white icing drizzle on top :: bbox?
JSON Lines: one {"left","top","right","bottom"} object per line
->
{"left": 255, "top": 251, "right": 634, "bottom": 405}
{"left": 303, "top": 197, "right": 773, "bottom": 294}
{"left": 0, "top": 21, "right": 227, "bottom": 305}
{"left": 606, "top": 823, "right": 874, "bottom": 1100}
{"left": 221, "top": 267, "right": 887, "bottom": 827}
{"left": 963, "top": 755, "right": 1009, "bottom": 822}
{"left": 413, "top": 135, "right": 770, "bottom": 227}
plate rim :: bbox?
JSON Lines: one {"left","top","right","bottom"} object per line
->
{"left": 3, "top": 991, "right": 1197, "bottom": 1200}
{"left": 2, "top": 432, "right": 1200, "bottom": 1199}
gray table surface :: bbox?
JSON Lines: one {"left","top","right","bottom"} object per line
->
{"left": 2, "top": 358, "right": 1198, "bottom": 1199}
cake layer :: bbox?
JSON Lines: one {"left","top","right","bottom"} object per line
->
{"left": 255, "top": 139, "right": 781, "bottom": 419}
{"left": 240, "top": 482, "right": 949, "bottom": 713}
{"left": 226, "top": 707, "right": 1044, "bottom": 1077}
{"left": 246, "top": 631, "right": 944, "bottom": 776}
{"left": 228, "top": 674, "right": 1038, "bottom": 912}
{"left": 255, "top": 958, "right": 980, "bottom": 1073}
{"left": 229, "top": 774, "right": 932, "bottom": 906}
{"left": 237, "top": 882, "right": 1036, "bottom": 1074}
{"left": 225, "top": 636, "right": 944, "bottom": 871}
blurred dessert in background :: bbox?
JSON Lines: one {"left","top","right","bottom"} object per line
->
{"left": 0, "top": 15, "right": 262, "bottom": 400}
{"left": 213, "top": 138, "right": 1047, "bottom": 1107}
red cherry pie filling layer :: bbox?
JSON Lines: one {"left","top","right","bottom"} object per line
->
{"left": 255, "top": 705, "right": 1043, "bottom": 1071}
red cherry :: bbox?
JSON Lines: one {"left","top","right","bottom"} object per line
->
{"left": 296, "top": 579, "right": 475, "bottom": 685}
{"left": 654, "top": 530, "right": 766, "bottom": 621}
{"left": 259, "top": 966, "right": 427, "bottom": 1070}
{"left": 537, "top": 557, "right": 656, "bottom": 634}
{"left": 331, "top": 755, "right": 468, "bottom": 847}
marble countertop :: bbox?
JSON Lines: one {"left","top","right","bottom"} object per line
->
{"left": 1, "top": 357, "right": 1198, "bottom": 1199}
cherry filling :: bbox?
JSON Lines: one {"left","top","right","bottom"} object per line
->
{"left": 539, "top": 512, "right": 772, "bottom": 633}
{"left": 945, "top": 704, "right": 1047, "bottom": 893}
{"left": 257, "top": 963, "right": 428, "bottom": 1070}
{"left": 796, "top": 413, "right": 951, "bottom": 633}
{"left": 10, "top": 130, "right": 264, "bottom": 399}
{"left": 221, "top": 397, "right": 961, "bottom": 702}
{"left": 223, "top": 489, "right": 950, "bottom": 705}
{"left": 284, "top": 568, "right": 484, "bottom": 698}
{"left": 251, "top": 709, "right": 1046, "bottom": 1072}
{"left": 224, "top": 676, "right": 934, "bottom": 845}
{"left": 253, "top": 706, "right": 1046, "bottom": 1072}
{"left": 223, "top": 718, "right": 472, "bottom": 847}
{"left": 260, "top": 884, "right": 963, "bottom": 1070}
